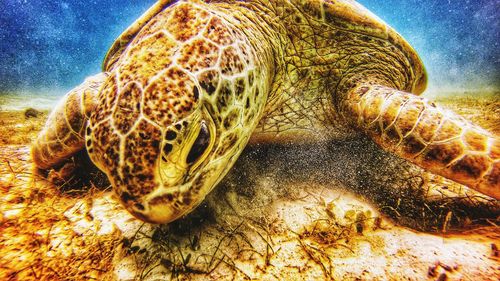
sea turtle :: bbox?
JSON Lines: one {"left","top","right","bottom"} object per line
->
{"left": 32, "top": 0, "right": 499, "bottom": 224}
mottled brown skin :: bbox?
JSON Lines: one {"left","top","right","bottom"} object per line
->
{"left": 32, "top": 0, "right": 499, "bottom": 224}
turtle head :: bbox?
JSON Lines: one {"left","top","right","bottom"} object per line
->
{"left": 89, "top": 66, "right": 268, "bottom": 224}
{"left": 87, "top": 2, "right": 271, "bottom": 224}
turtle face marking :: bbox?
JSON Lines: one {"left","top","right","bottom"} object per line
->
{"left": 87, "top": 2, "right": 268, "bottom": 223}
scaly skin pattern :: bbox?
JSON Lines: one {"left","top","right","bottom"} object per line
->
{"left": 247, "top": 0, "right": 425, "bottom": 142}
{"left": 32, "top": 73, "right": 107, "bottom": 169}
{"left": 32, "top": 0, "right": 498, "bottom": 224}
{"left": 343, "top": 84, "right": 500, "bottom": 199}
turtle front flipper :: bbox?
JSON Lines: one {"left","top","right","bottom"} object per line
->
{"left": 342, "top": 84, "right": 499, "bottom": 199}
{"left": 32, "top": 73, "right": 108, "bottom": 169}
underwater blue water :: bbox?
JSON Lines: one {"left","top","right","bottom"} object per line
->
{"left": 0, "top": 0, "right": 498, "bottom": 107}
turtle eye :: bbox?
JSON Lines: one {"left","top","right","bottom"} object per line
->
{"left": 186, "top": 121, "right": 210, "bottom": 165}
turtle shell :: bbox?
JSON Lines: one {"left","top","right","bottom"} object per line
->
{"left": 102, "top": 0, "right": 177, "bottom": 71}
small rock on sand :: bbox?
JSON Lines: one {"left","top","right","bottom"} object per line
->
{"left": 24, "top": 108, "right": 41, "bottom": 118}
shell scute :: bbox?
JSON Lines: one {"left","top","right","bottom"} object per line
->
{"left": 143, "top": 67, "right": 198, "bottom": 127}
{"left": 112, "top": 82, "right": 142, "bottom": 135}
{"left": 166, "top": 3, "right": 211, "bottom": 42}
{"left": 177, "top": 38, "right": 219, "bottom": 72}
{"left": 119, "top": 31, "right": 177, "bottom": 86}
{"left": 203, "top": 17, "right": 235, "bottom": 46}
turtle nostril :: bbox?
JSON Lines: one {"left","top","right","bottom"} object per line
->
{"left": 186, "top": 121, "right": 210, "bottom": 164}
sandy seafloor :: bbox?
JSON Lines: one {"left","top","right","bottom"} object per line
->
{"left": 0, "top": 93, "right": 499, "bottom": 280}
